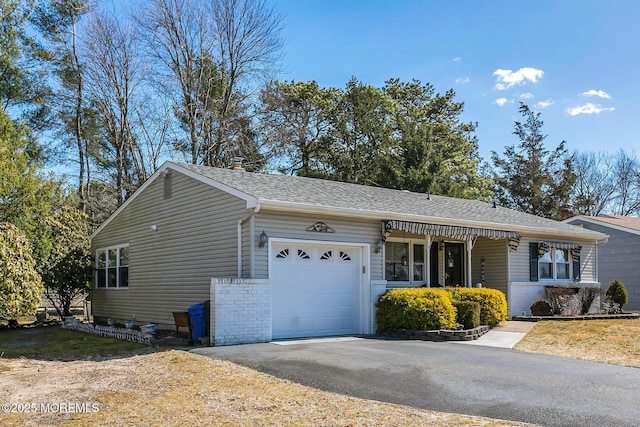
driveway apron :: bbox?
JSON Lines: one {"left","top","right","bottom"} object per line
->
{"left": 194, "top": 338, "right": 640, "bottom": 427}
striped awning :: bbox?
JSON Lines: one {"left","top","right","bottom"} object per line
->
{"left": 383, "top": 220, "right": 521, "bottom": 250}
{"left": 538, "top": 241, "right": 581, "bottom": 250}
{"left": 538, "top": 241, "right": 582, "bottom": 261}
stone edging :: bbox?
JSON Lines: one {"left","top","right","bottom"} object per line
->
{"left": 61, "top": 317, "right": 154, "bottom": 344}
{"left": 378, "top": 325, "right": 491, "bottom": 342}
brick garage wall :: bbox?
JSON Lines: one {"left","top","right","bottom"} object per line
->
{"left": 210, "top": 278, "right": 271, "bottom": 346}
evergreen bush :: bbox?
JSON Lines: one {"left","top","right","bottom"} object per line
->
{"left": 448, "top": 287, "right": 508, "bottom": 326}
{"left": 376, "top": 288, "right": 457, "bottom": 331}
{"left": 605, "top": 280, "right": 628, "bottom": 310}
{"left": 453, "top": 300, "right": 480, "bottom": 329}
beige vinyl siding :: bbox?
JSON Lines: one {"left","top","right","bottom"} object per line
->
{"left": 509, "top": 236, "right": 534, "bottom": 282}
{"left": 472, "top": 238, "right": 508, "bottom": 295}
{"left": 242, "top": 219, "right": 251, "bottom": 278}
{"left": 578, "top": 241, "right": 597, "bottom": 282}
{"left": 91, "top": 171, "right": 249, "bottom": 328}
{"left": 254, "top": 212, "right": 381, "bottom": 279}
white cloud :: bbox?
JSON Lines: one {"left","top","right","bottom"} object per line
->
{"left": 493, "top": 67, "right": 544, "bottom": 90}
{"left": 494, "top": 97, "right": 509, "bottom": 107}
{"left": 582, "top": 89, "right": 612, "bottom": 99}
{"left": 566, "top": 103, "right": 615, "bottom": 116}
{"left": 453, "top": 56, "right": 462, "bottom": 62}
{"left": 455, "top": 77, "right": 470, "bottom": 84}
{"left": 520, "top": 93, "right": 534, "bottom": 99}
{"left": 534, "top": 99, "right": 553, "bottom": 109}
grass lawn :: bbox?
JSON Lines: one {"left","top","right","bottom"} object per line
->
{"left": 0, "top": 326, "right": 156, "bottom": 360}
{"left": 0, "top": 326, "right": 533, "bottom": 427}
{"left": 514, "top": 319, "right": 640, "bottom": 368}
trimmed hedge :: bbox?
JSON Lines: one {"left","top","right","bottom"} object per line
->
{"left": 453, "top": 300, "right": 480, "bottom": 329}
{"left": 448, "top": 287, "right": 508, "bottom": 326}
{"left": 376, "top": 287, "right": 509, "bottom": 333}
{"left": 376, "top": 288, "right": 457, "bottom": 331}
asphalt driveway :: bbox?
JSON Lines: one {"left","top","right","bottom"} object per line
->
{"left": 194, "top": 337, "right": 640, "bottom": 427}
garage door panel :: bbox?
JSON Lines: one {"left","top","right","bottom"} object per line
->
{"left": 271, "top": 242, "right": 362, "bottom": 339}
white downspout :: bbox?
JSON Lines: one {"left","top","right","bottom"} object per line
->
{"left": 237, "top": 205, "right": 260, "bottom": 278}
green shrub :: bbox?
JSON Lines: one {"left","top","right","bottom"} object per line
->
{"left": 376, "top": 288, "right": 457, "bottom": 331}
{"left": 448, "top": 287, "right": 508, "bottom": 326}
{"left": 530, "top": 299, "right": 552, "bottom": 316}
{"left": 605, "top": 280, "right": 628, "bottom": 310}
{"left": 453, "top": 300, "right": 480, "bottom": 329}
{"left": 0, "top": 222, "right": 44, "bottom": 319}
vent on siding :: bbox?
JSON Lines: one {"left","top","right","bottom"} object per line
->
{"left": 163, "top": 172, "right": 172, "bottom": 199}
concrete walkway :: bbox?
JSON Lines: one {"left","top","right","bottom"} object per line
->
{"left": 453, "top": 320, "right": 536, "bottom": 349}
{"left": 271, "top": 321, "right": 537, "bottom": 349}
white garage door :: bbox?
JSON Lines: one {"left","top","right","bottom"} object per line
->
{"left": 271, "top": 242, "right": 362, "bottom": 339}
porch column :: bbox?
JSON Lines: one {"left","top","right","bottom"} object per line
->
{"left": 467, "top": 237, "right": 473, "bottom": 287}
{"left": 425, "top": 235, "right": 431, "bottom": 287}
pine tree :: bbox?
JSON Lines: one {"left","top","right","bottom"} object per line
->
{"left": 491, "top": 103, "right": 576, "bottom": 219}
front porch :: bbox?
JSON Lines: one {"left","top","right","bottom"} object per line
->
{"left": 382, "top": 220, "right": 517, "bottom": 295}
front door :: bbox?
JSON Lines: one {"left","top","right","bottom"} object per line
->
{"left": 445, "top": 243, "right": 464, "bottom": 287}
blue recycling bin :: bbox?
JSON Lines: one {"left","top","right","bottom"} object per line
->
{"left": 188, "top": 303, "right": 205, "bottom": 341}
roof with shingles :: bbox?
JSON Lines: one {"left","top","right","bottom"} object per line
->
{"left": 173, "top": 162, "right": 606, "bottom": 241}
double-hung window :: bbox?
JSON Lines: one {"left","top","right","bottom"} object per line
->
{"left": 385, "top": 239, "right": 426, "bottom": 285}
{"left": 539, "top": 248, "right": 570, "bottom": 280}
{"left": 96, "top": 245, "right": 129, "bottom": 288}
{"left": 555, "top": 249, "right": 570, "bottom": 279}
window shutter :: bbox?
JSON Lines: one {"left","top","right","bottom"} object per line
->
{"left": 529, "top": 242, "right": 539, "bottom": 282}
{"left": 573, "top": 255, "right": 581, "bottom": 281}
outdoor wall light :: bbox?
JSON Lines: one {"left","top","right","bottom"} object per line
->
{"left": 150, "top": 224, "right": 159, "bottom": 231}
{"left": 258, "top": 230, "right": 268, "bottom": 248}
{"left": 375, "top": 239, "right": 384, "bottom": 254}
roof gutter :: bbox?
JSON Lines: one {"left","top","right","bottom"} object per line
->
{"left": 237, "top": 204, "right": 260, "bottom": 278}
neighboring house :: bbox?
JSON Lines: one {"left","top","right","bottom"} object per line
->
{"left": 91, "top": 162, "right": 608, "bottom": 345}
{"left": 564, "top": 214, "right": 640, "bottom": 310}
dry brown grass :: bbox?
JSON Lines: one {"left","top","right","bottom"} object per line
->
{"left": 514, "top": 319, "right": 640, "bottom": 367}
{"left": 0, "top": 350, "right": 535, "bottom": 427}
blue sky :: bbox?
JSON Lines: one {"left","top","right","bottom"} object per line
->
{"left": 273, "top": 0, "right": 639, "bottom": 161}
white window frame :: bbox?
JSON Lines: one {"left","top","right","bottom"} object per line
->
{"left": 95, "top": 244, "right": 129, "bottom": 289}
{"left": 384, "top": 238, "right": 427, "bottom": 286}
{"left": 539, "top": 247, "right": 571, "bottom": 281}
